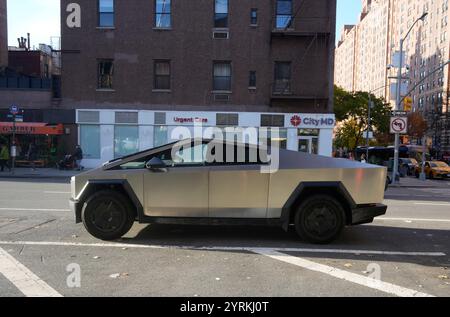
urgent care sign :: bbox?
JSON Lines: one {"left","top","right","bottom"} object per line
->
{"left": 285, "top": 114, "right": 336, "bottom": 129}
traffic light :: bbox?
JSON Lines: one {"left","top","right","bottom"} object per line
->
{"left": 403, "top": 97, "right": 413, "bottom": 112}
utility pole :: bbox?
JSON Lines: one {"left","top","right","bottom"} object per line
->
{"left": 393, "top": 12, "right": 428, "bottom": 184}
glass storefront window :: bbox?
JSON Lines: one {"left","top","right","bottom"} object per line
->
{"left": 114, "top": 126, "right": 139, "bottom": 158}
{"left": 80, "top": 125, "right": 101, "bottom": 159}
{"left": 259, "top": 128, "right": 287, "bottom": 149}
{"left": 154, "top": 126, "right": 168, "bottom": 147}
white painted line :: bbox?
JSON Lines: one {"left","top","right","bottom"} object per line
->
{"left": 414, "top": 202, "right": 450, "bottom": 207}
{"left": 0, "top": 247, "right": 62, "bottom": 297}
{"left": 44, "top": 191, "right": 71, "bottom": 195}
{"left": 0, "top": 208, "right": 70, "bottom": 212}
{"left": 253, "top": 249, "right": 434, "bottom": 297}
{"left": 0, "top": 241, "right": 445, "bottom": 257}
{"left": 377, "top": 217, "right": 450, "bottom": 223}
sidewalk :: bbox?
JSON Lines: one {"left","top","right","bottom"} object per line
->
{"left": 389, "top": 176, "right": 450, "bottom": 188}
{"left": 0, "top": 168, "right": 86, "bottom": 179}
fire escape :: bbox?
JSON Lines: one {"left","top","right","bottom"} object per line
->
{"left": 269, "top": 0, "right": 332, "bottom": 109}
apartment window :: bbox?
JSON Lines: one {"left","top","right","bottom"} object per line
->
{"left": 276, "top": 0, "right": 293, "bottom": 29}
{"left": 98, "top": 0, "right": 114, "bottom": 27}
{"left": 155, "top": 0, "right": 171, "bottom": 28}
{"left": 154, "top": 60, "right": 171, "bottom": 90}
{"left": 250, "top": 8, "right": 258, "bottom": 25}
{"left": 249, "top": 71, "right": 256, "bottom": 88}
{"left": 97, "top": 59, "right": 114, "bottom": 89}
{"left": 213, "top": 62, "right": 231, "bottom": 91}
{"left": 215, "top": 0, "right": 229, "bottom": 28}
{"left": 274, "top": 62, "right": 291, "bottom": 93}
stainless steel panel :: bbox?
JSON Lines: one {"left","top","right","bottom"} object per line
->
{"left": 209, "top": 169, "right": 269, "bottom": 218}
{"left": 144, "top": 167, "right": 209, "bottom": 217}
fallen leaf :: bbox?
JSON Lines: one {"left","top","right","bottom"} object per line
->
{"left": 109, "top": 273, "right": 129, "bottom": 279}
{"left": 344, "top": 263, "right": 353, "bottom": 268}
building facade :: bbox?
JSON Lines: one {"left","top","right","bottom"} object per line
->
{"left": 61, "top": 0, "right": 337, "bottom": 168}
{"left": 335, "top": 0, "right": 450, "bottom": 156}
{"left": 335, "top": 25, "right": 357, "bottom": 92}
{"left": 0, "top": 0, "right": 7, "bottom": 68}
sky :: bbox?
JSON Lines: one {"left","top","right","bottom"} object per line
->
{"left": 7, "top": 0, "right": 361, "bottom": 48}
{"left": 336, "top": 0, "right": 362, "bottom": 41}
{"left": 7, "top": 0, "right": 60, "bottom": 49}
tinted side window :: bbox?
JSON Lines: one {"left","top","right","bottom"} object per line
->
{"left": 116, "top": 148, "right": 173, "bottom": 170}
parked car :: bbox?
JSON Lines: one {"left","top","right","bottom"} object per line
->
{"left": 399, "top": 158, "right": 418, "bottom": 176}
{"left": 70, "top": 139, "right": 388, "bottom": 244}
{"left": 415, "top": 161, "right": 450, "bottom": 179}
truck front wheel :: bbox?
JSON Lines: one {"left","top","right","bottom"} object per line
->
{"left": 81, "top": 190, "right": 135, "bottom": 241}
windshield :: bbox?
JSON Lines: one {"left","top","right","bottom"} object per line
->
{"left": 431, "top": 162, "right": 449, "bottom": 168}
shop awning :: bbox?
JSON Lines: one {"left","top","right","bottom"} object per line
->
{"left": 0, "top": 122, "right": 64, "bottom": 135}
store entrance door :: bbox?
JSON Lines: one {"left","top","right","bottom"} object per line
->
{"left": 298, "top": 136, "right": 319, "bottom": 154}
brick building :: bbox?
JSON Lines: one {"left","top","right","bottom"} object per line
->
{"left": 0, "top": 0, "right": 7, "bottom": 68}
{"left": 61, "top": 0, "right": 337, "bottom": 167}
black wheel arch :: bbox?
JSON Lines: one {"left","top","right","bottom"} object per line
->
{"left": 75, "top": 179, "right": 143, "bottom": 223}
{"left": 280, "top": 182, "right": 356, "bottom": 231}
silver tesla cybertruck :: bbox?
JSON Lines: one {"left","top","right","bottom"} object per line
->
{"left": 70, "top": 138, "right": 387, "bottom": 244}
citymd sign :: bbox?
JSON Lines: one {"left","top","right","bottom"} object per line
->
{"left": 287, "top": 114, "right": 335, "bottom": 128}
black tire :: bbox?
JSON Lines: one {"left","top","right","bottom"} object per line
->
{"left": 294, "top": 195, "right": 346, "bottom": 244}
{"left": 81, "top": 190, "right": 135, "bottom": 241}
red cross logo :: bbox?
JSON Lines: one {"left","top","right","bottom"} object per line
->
{"left": 290, "top": 115, "right": 301, "bottom": 127}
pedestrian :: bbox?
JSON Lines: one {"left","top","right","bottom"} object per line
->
{"left": 73, "top": 145, "right": 84, "bottom": 171}
{"left": 348, "top": 152, "right": 355, "bottom": 161}
{"left": 0, "top": 142, "right": 10, "bottom": 172}
{"left": 360, "top": 153, "right": 367, "bottom": 163}
{"left": 26, "top": 142, "right": 37, "bottom": 171}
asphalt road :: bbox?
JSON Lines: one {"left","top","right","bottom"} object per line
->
{"left": 0, "top": 178, "right": 449, "bottom": 297}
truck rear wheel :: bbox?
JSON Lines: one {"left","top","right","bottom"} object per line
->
{"left": 81, "top": 190, "right": 135, "bottom": 241}
{"left": 294, "top": 195, "right": 345, "bottom": 244}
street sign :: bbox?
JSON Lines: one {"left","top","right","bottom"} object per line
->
{"left": 390, "top": 117, "right": 408, "bottom": 134}
{"left": 9, "top": 104, "right": 19, "bottom": 115}
{"left": 391, "top": 111, "right": 408, "bottom": 117}
{"left": 364, "top": 131, "right": 374, "bottom": 139}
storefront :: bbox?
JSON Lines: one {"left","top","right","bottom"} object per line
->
{"left": 76, "top": 110, "right": 335, "bottom": 168}
{"left": 0, "top": 122, "right": 64, "bottom": 167}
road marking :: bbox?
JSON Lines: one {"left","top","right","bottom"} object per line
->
{"left": 0, "top": 241, "right": 445, "bottom": 257}
{"left": 253, "top": 249, "right": 434, "bottom": 297}
{"left": 0, "top": 247, "right": 62, "bottom": 297}
{"left": 413, "top": 202, "right": 450, "bottom": 207}
{"left": 0, "top": 208, "right": 70, "bottom": 212}
{"left": 377, "top": 217, "right": 450, "bottom": 223}
{"left": 44, "top": 191, "right": 71, "bottom": 195}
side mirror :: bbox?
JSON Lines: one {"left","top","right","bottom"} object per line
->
{"left": 146, "top": 157, "right": 167, "bottom": 170}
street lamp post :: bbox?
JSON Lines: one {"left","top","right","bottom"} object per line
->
{"left": 393, "top": 12, "right": 428, "bottom": 184}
